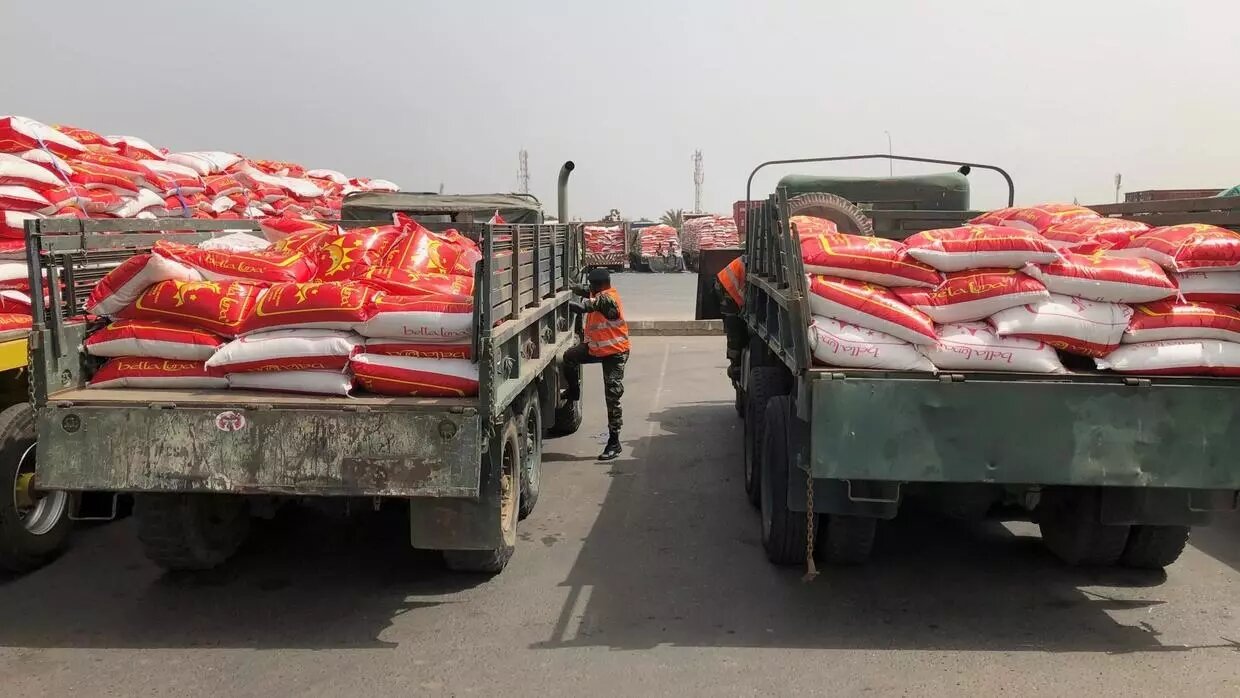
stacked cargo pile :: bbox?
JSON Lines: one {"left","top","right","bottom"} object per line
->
{"left": 638, "top": 224, "right": 680, "bottom": 257}
{"left": 583, "top": 225, "right": 625, "bottom": 257}
{"left": 680, "top": 214, "right": 739, "bottom": 254}
{"left": 804, "top": 201, "right": 1240, "bottom": 377}
{"left": 0, "top": 114, "right": 401, "bottom": 335}
{"left": 81, "top": 214, "right": 482, "bottom": 397}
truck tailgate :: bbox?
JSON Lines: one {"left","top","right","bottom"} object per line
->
{"left": 37, "top": 389, "right": 482, "bottom": 497}
{"left": 807, "top": 369, "right": 1240, "bottom": 488}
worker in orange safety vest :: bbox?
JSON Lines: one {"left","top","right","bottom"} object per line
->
{"left": 563, "top": 268, "right": 629, "bottom": 460}
{"left": 715, "top": 255, "right": 748, "bottom": 380}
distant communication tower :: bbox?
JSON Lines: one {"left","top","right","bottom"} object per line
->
{"left": 692, "top": 150, "right": 704, "bottom": 213}
{"left": 518, "top": 149, "right": 530, "bottom": 195}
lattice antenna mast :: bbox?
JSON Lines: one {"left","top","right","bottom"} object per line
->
{"left": 692, "top": 150, "right": 704, "bottom": 213}
{"left": 518, "top": 149, "right": 530, "bottom": 195}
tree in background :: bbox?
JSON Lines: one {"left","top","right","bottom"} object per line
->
{"left": 660, "top": 208, "right": 685, "bottom": 231}
{"left": 602, "top": 208, "right": 623, "bottom": 222}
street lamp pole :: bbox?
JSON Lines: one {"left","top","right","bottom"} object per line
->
{"left": 884, "top": 131, "right": 893, "bottom": 176}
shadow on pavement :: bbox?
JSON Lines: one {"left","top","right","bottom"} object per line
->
{"left": 536, "top": 399, "right": 1213, "bottom": 654}
{"left": 0, "top": 504, "right": 483, "bottom": 650}
{"left": 1191, "top": 511, "right": 1240, "bottom": 575}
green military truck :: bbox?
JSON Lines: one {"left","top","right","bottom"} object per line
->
{"left": 23, "top": 163, "right": 584, "bottom": 575}
{"left": 737, "top": 154, "right": 1240, "bottom": 570}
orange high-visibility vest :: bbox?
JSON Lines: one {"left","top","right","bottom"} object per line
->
{"left": 584, "top": 287, "right": 630, "bottom": 357}
{"left": 717, "top": 256, "right": 745, "bottom": 307}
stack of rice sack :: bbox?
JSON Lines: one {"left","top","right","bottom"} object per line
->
{"left": 639, "top": 224, "right": 680, "bottom": 257}
{"left": 0, "top": 114, "right": 398, "bottom": 232}
{"left": 584, "top": 225, "right": 626, "bottom": 258}
{"left": 81, "top": 214, "right": 483, "bottom": 397}
{"left": 681, "top": 215, "right": 739, "bottom": 253}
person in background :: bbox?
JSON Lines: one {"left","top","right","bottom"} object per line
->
{"left": 563, "top": 268, "right": 630, "bottom": 461}
{"left": 715, "top": 254, "right": 747, "bottom": 380}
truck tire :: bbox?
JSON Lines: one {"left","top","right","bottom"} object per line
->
{"left": 1120, "top": 525, "right": 1191, "bottom": 569}
{"left": 744, "top": 367, "right": 789, "bottom": 508}
{"left": 518, "top": 396, "right": 542, "bottom": 520}
{"left": 760, "top": 395, "right": 810, "bottom": 565}
{"left": 0, "top": 404, "right": 72, "bottom": 573}
{"left": 820, "top": 514, "right": 876, "bottom": 565}
{"left": 1038, "top": 491, "right": 1130, "bottom": 566}
{"left": 786, "top": 193, "right": 874, "bottom": 236}
{"left": 444, "top": 419, "right": 520, "bottom": 574}
{"left": 134, "top": 493, "right": 250, "bottom": 571}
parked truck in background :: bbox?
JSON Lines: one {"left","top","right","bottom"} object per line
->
{"left": 24, "top": 163, "right": 584, "bottom": 575}
{"left": 734, "top": 154, "right": 1240, "bottom": 570}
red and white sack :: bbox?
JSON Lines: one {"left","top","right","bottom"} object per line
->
{"left": 807, "top": 276, "right": 936, "bottom": 345}
{"left": 197, "top": 232, "right": 271, "bottom": 253}
{"left": 84, "top": 319, "right": 223, "bottom": 360}
{"left": 240, "top": 281, "right": 377, "bottom": 334}
{"left": 0, "top": 261, "right": 32, "bottom": 290}
{"left": 165, "top": 151, "right": 243, "bottom": 176}
{"left": 0, "top": 153, "right": 62, "bottom": 188}
{"left": 995, "top": 203, "right": 1098, "bottom": 234}
{"left": 0, "top": 313, "right": 30, "bottom": 331}
{"left": 358, "top": 293, "right": 474, "bottom": 342}
{"left": 85, "top": 253, "right": 203, "bottom": 316}
{"left": 1109, "top": 224, "right": 1240, "bottom": 272}
{"left": 0, "top": 185, "right": 52, "bottom": 212}
{"left": 1041, "top": 218, "right": 1150, "bottom": 251}
{"left": 892, "top": 269, "right": 1048, "bottom": 324}
{"left": 989, "top": 294, "right": 1133, "bottom": 357}
{"left": 1024, "top": 252, "right": 1177, "bottom": 304}
{"left": 117, "top": 280, "right": 264, "bottom": 337}
{"left": 1097, "top": 340, "right": 1240, "bottom": 377}
{"left": 227, "top": 369, "right": 352, "bottom": 396}
{"left": 807, "top": 316, "right": 935, "bottom": 371}
{"left": 789, "top": 215, "right": 839, "bottom": 238}
{"left": 903, "top": 224, "right": 1059, "bottom": 271}
{"left": 104, "top": 135, "right": 163, "bottom": 161}
{"left": 309, "top": 225, "right": 403, "bottom": 282}
{"left": 800, "top": 233, "right": 941, "bottom": 287}
{"left": 0, "top": 290, "right": 33, "bottom": 314}
{"left": 383, "top": 217, "right": 481, "bottom": 276}
{"left": 1124, "top": 300, "right": 1240, "bottom": 344}
{"left": 363, "top": 337, "right": 471, "bottom": 360}
{"left": 0, "top": 211, "right": 40, "bottom": 240}
{"left": 351, "top": 354, "right": 479, "bottom": 397}
{"left": 207, "top": 329, "right": 361, "bottom": 372}
{"left": 153, "top": 240, "right": 316, "bottom": 283}
{"left": 1174, "top": 270, "right": 1240, "bottom": 304}
{"left": 919, "top": 322, "right": 1065, "bottom": 374}
{"left": 89, "top": 358, "right": 227, "bottom": 389}
{"left": 0, "top": 116, "right": 86, "bottom": 157}
{"left": 356, "top": 268, "right": 475, "bottom": 296}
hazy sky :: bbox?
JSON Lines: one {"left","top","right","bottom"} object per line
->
{"left": 4, "top": 1, "right": 1238, "bottom": 219}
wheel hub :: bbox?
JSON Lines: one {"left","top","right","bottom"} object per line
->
{"left": 12, "top": 442, "right": 69, "bottom": 536}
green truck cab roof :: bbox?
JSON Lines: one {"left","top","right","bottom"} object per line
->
{"left": 777, "top": 172, "right": 970, "bottom": 211}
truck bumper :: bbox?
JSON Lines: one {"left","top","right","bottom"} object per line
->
{"left": 36, "top": 403, "right": 482, "bottom": 497}
{"left": 807, "top": 371, "right": 1240, "bottom": 489}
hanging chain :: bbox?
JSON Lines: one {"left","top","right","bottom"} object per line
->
{"left": 802, "top": 466, "right": 818, "bottom": 582}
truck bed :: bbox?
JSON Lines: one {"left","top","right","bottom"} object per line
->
{"left": 805, "top": 366, "right": 1240, "bottom": 387}
{"left": 47, "top": 388, "right": 475, "bottom": 411}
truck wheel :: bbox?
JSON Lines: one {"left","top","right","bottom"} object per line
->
{"left": 745, "top": 367, "right": 789, "bottom": 508}
{"left": 0, "top": 404, "right": 72, "bottom": 573}
{"left": 134, "top": 493, "right": 250, "bottom": 571}
{"left": 518, "top": 396, "right": 542, "bottom": 520}
{"left": 1120, "top": 525, "right": 1191, "bottom": 569}
{"left": 760, "top": 395, "right": 810, "bottom": 565}
{"left": 444, "top": 419, "right": 520, "bottom": 574}
{"left": 786, "top": 192, "right": 874, "bottom": 236}
{"left": 820, "top": 514, "right": 876, "bottom": 565}
{"left": 1038, "top": 492, "right": 1130, "bottom": 566}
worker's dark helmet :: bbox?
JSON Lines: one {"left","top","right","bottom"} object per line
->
{"left": 588, "top": 268, "right": 611, "bottom": 285}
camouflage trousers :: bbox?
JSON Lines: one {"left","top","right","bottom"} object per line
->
{"left": 564, "top": 343, "right": 628, "bottom": 433}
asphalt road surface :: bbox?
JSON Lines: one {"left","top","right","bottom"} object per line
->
{"left": 0, "top": 337, "right": 1237, "bottom": 696}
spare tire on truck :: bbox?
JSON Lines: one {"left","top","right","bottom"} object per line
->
{"left": 786, "top": 193, "right": 873, "bottom": 236}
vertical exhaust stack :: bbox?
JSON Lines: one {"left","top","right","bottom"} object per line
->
{"left": 557, "top": 161, "right": 575, "bottom": 223}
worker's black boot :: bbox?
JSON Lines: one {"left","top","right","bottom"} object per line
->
{"left": 598, "top": 432, "right": 622, "bottom": 461}
{"left": 561, "top": 385, "right": 580, "bottom": 402}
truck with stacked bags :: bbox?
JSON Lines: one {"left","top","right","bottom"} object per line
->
{"left": 24, "top": 162, "right": 584, "bottom": 574}
{"left": 734, "top": 154, "right": 1240, "bottom": 571}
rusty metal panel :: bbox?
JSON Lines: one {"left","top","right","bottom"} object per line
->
{"left": 809, "top": 374, "right": 1240, "bottom": 489}
{"left": 36, "top": 405, "right": 482, "bottom": 497}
